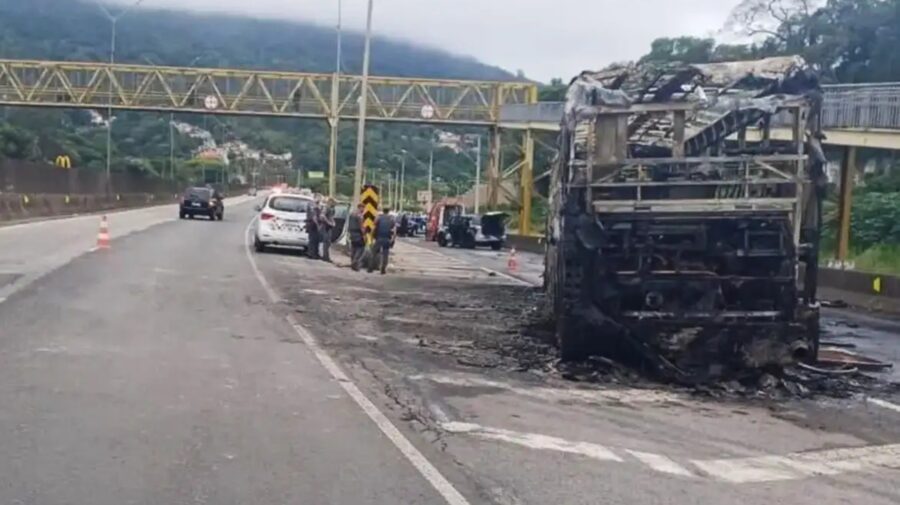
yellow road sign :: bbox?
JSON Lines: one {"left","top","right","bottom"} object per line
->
{"left": 873, "top": 276, "right": 883, "bottom": 294}
{"left": 361, "top": 184, "right": 380, "bottom": 241}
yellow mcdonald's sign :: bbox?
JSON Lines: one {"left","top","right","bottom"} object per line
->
{"left": 55, "top": 155, "right": 72, "bottom": 169}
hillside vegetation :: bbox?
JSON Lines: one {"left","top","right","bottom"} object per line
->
{"left": 0, "top": 0, "right": 514, "bottom": 197}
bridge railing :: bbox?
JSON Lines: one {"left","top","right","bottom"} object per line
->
{"left": 499, "top": 82, "right": 900, "bottom": 131}
{"left": 499, "top": 102, "right": 564, "bottom": 124}
{"left": 820, "top": 83, "right": 900, "bottom": 130}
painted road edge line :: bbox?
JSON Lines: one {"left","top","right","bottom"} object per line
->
{"left": 243, "top": 219, "right": 472, "bottom": 505}
{"left": 868, "top": 397, "right": 900, "bottom": 414}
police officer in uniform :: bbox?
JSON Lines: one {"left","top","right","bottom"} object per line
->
{"left": 369, "top": 208, "right": 396, "bottom": 275}
{"left": 348, "top": 203, "right": 367, "bottom": 271}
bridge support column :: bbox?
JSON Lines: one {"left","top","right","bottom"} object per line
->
{"left": 328, "top": 118, "right": 338, "bottom": 198}
{"left": 836, "top": 145, "right": 857, "bottom": 262}
{"left": 518, "top": 129, "right": 534, "bottom": 236}
{"left": 487, "top": 126, "right": 501, "bottom": 208}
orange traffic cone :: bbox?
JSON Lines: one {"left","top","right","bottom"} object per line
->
{"left": 507, "top": 247, "right": 518, "bottom": 272}
{"left": 96, "top": 215, "right": 110, "bottom": 249}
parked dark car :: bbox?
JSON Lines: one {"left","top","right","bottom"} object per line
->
{"left": 180, "top": 187, "right": 224, "bottom": 220}
{"left": 437, "top": 212, "right": 507, "bottom": 250}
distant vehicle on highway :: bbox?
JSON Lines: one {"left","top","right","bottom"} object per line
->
{"left": 438, "top": 212, "right": 507, "bottom": 250}
{"left": 180, "top": 187, "right": 224, "bottom": 221}
{"left": 253, "top": 193, "right": 314, "bottom": 253}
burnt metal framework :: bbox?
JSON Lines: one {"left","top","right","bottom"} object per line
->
{"left": 0, "top": 59, "right": 536, "bottom": 202}
{"left": 548, "top": 58, "right": 825, "bottom": 375}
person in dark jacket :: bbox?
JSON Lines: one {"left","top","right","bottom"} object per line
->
{"left": 347, "top": 203, "right": 367, "bottom": 271}
{"left": 320, "top": 198, "right": 336, "bottom": 262}
{"left": 368, "top": 208, "right": 396, "bottom": 275}
{"left": 306, "top": 201, "right": 321, "bottom": 259}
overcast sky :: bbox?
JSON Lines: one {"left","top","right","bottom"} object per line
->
{"left": 110, "top": 0, "right": 742, "bottom": 82}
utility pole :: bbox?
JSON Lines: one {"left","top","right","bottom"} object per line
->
{"left": 394, "top": 170, "right": 400, "bottom": 211}
{"left": 387, "top": 174, "right": 393, "bottom": 210}
{"left": 474, "top": 135, "right": 482, "bottom": 214}
{"left": 169, "top": 113, "right": 175, "bottom": 180}
{"left": 328, "top": 0, "right": 343, "bottom": 198}
{"left": 427, "top": 148, "right": 434, "bottom": 211}
{"left": 399, "top": 152, "right": 406, "bottom": 212}
{"left": 351, "top": 0, "right": 375, "bottom": 206}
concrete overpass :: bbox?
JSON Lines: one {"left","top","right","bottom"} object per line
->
{"left": 499, "top": 82, "right": 900, "bottom": 260}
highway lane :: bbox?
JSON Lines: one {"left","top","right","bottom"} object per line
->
{"left": 257, "top": 235, "right": 900, "bottom": 505}
{"left": 0, "top": 195, "right": 256, "bottom": 303}
{"left": 0, "top": 200, "right": 474, "bottom": 505}
{"left": 2, "top": 199, "right": 899, "bottom": 505}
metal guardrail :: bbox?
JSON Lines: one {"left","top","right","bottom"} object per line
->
{"left": 821, "top": 83, "right": 900, "bottom": 130}
{"left": 499, "top": 102, "right": 564, "bottom": 124}
{"left": 500, "top": 83, "right": 900, "bottom": 131}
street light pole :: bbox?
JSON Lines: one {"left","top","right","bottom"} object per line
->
{"left": 328, "top": 0, "right": 343, "bottom": 198}
{"left": 169, "top": 113, "right": 175, "bottom": 179}
{"left": 95, "top": 0, "right": 143, "bottom": 195}
{"left": 351, "top": 0, "right": 374, "bottom": 207}
{"left": 427, "top": 148, "right": 434, "bottom": 211}
{"left": 399, "top": 152, "right": 406, "bottom": 212}
{"left": 474, "top": 135, "right": 482, "bottom": 214}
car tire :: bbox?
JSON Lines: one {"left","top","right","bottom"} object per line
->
{"left": 179, "top": 212, "right": 185, "bottom": 219}
{"left": 437, "top": 234, "right": 447, "bottom": 247}
{"left": 254, "top": 236, "right": 266, "bottom": 253}
{"left": 188, "top": 213, "right": 194, "bottom": 219}
{"left": 491, "top": 242, "right": 502, "bottom": 251}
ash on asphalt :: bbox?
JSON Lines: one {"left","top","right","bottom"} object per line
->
{"left": 263, "top": 253, "right": 899, "bottom": 410}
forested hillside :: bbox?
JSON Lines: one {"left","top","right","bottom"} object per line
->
{"left": 0, "top": 0, "right": 515, "bottom": 196}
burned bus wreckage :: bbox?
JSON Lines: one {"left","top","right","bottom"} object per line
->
{"left": 543, "top": 56, "right": 827, "bottom": 379}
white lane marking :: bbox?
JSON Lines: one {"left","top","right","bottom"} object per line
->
{"left": 442, "top": 422, "right": 623, "bottom": 462}
{"left": 625, "top": 450, "right": 695, "bottom": 477}
{"left": 691, "top": 443, "right": 900, "bottom": 483}
{"left": 411, "top": 373, "right": 684, "bottom": 405}
{"left": 868, "top": 398, "right": 900, "bottom": 414}
{"left": 244, "top": 219, "right": 472, "bottom": 505}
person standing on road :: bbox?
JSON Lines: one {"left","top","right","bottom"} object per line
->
{"left": 320, "top": 198, "right": 336, "bottom": 262}
{"left": 348, "top": 203, "right": 367, "bottom": 271}
{"left": 369, "top": 207, "right": 396, "bottom": 275}
{"left": 306, "top": 199, "right": 321, "bottom": 260}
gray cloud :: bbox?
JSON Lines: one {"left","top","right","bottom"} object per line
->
{"left": 108, "top": 0, "right": 740, "bottom": 81}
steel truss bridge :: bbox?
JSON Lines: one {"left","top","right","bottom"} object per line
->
{"left": 0, "top": 58, "right": 542, "bottom": 231}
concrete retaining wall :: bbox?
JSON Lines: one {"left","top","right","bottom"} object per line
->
{"left": 0, "top": 192, "right": 181, "bottom": 224}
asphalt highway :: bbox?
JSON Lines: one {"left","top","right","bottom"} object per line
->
{"left": 1, "top": 200, "right": 898, "bottom": 505}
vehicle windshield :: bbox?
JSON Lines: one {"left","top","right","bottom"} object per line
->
{"left": 184, "top": 188, "right": 212, "bottom": 199}
{"left": 268, "top": 196, "right": 311, "bottom": 213}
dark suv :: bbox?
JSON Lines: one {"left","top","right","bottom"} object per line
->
{"left": 180, "top": 187, "right": 224, "bottom": 220}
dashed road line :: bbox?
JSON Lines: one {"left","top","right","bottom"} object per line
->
{"left": 442, "top": 422, "right": 623, "bottom": 462}
{"left": 411, "top": 373, "right": 685, "bottom": 406}
{"left": 440, "top": 420, "right": 900, "bottom": 484}
{"left": 244, "top": 218, "right": 473, "bottom": 505}
{"left": 691, "top": 443, "right": 900, "bottom": 483}
{"left": 625, "top": 450, "right": 695, "bottom": 477}
{"left": 868, "top": 397, "right": 900, "bottom": 414}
